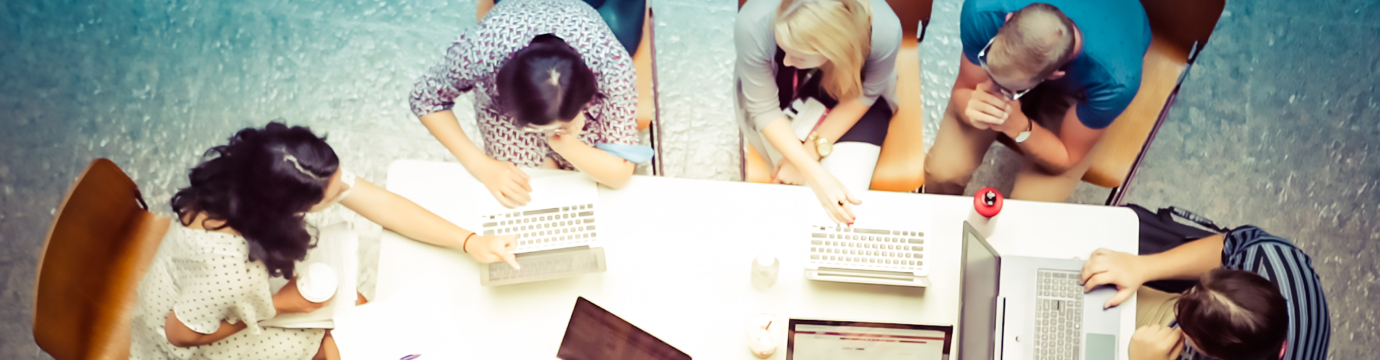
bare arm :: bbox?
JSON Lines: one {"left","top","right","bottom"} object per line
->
{"left": 164, "top": 313, "right": 247, "bottom": 347}
{"left": 340, "top": 178, "right": 520, "bottom": 267}
{"left": 950, "top": 54, "right": 992, "bottom": 125}
{"left": 421, "top": 110, "right": 497, "bottom": 174}
{"left": 1082, "top": 234, "right": 1225, "bottom": 308}
{"left": 1139, "top": 234, "right": 1226, "bottom": 281}
{"left": 549, "top": 139, "right": 636, "bottom": 188}
{"left": 340, "top": 178, "right": 469, "bottom": 249}
{"left": 802, "top": 98, "right": 872, "bottom": 159}
{"left": 421, "top": 110, "right": 533, "bottom": 208}
{"left": 1004, "top": 105, "right": 1105, "bottom": 174}
{"left": 761, "top": 118, "right": 825, "bottom": 177}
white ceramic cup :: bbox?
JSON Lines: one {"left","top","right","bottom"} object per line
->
{"left": 296, "top": 262, "right": 337, "bottom": 303}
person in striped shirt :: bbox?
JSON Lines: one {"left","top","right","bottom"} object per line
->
{"left": 1080, "top": 226, "right": 1331, "bottom": 360}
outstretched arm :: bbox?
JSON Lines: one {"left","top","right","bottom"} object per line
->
{"left": 1080, "top": 234, "right": 1225, "bottom": 308}
{"left": 341, "top": 179, "right": 520, "bottom": 268}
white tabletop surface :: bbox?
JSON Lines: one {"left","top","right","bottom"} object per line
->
{"left": 333, "top": 159, "right": 1139, "bottom": 360}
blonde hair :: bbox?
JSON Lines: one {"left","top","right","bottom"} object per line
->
{"left": 775, "top": 0, "right": 872, "bottom": 101}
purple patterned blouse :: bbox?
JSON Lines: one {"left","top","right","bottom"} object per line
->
{"left": 410, "top": 0, "right": 639, "bottom": 170}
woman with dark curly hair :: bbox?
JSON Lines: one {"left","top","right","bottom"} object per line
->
{"left": 129, "top": 123, "right": 519, "bottom": 359}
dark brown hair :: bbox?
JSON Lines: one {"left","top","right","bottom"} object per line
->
{"left": 1176, "top": 268, "right": 1289, "bottom": 360}
{"left": 171, "top": 122, "right": 338, "bottom": 278}
{"left": 496, "top": 34, "right": 602, "bottom": 127}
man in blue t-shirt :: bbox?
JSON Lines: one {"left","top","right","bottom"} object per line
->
{"left": 924, "top": 0, "right": 1150, "bottom": 201}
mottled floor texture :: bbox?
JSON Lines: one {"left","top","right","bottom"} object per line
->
{"left": 1, "top": 0, "right": 1375, "bottom": 358}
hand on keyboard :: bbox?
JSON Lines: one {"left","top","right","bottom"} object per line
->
{"left": 466, "top": 234, "right": 522, "bottom": 269}
{"left": 476, "top": 159, "right": 532, "bottom": 208}
{"left": 1080, "top": 248, "right": 1146, "bottom": 309}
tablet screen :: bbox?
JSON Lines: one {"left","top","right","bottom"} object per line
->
{"left": 557, "top": 297, "right": 691, "bottom": 360}
{"left": 788, "top": 319, "right": 952, "bottom": 360}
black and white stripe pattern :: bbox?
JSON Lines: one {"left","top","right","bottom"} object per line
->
{"left": 1176, "top": 226, "right": 1332, "bottom": 360}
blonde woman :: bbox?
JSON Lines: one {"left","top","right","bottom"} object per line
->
{"left": 736, "top": 0, "right": 901, "bottom": 224}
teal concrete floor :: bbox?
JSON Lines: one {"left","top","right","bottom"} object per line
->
{"left": 1, "top": 0, "right": 1376, "bottom": 358}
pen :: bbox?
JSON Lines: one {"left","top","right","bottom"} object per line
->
{"left": 400, "top": 355, "right": 421, "bottom": 360}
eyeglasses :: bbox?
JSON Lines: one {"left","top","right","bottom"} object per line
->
{"left": 977, "top": 38, "right": 1037, "bottom": 101}
{"left": 521, "top": 111, "right": 590, "bottom": 136}
{"left": 521, "top": 125, "right": 567, "bottom": 136}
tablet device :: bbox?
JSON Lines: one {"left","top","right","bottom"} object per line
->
{"left": 788, "top": 319, "right": 953, "bottom": 360}
{"left": 557, "top": 297, "right": 691, "bottom": 360}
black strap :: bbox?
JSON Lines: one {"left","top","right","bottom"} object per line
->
{"left": 1162, "top": 206, "right": 1228, "bottom": 233}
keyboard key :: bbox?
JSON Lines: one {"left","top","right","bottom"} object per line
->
{"left": 523, "top": 208, "right": 560, "bottom": 216}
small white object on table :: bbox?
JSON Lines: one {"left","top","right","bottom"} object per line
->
{"left": 332, "top": 160, "right": 1138, "bottom": 359}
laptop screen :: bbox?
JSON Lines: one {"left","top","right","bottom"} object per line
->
{"left": 557, "top": 297, "right": 691, "bottom": 360}
{"left": 960, "top": 222, "right": 1001, "bottom": 360}
{"left": 787, "top": 319, "right": 952, "bottom": 360}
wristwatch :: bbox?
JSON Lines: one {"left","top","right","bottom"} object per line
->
{"left": 804, "top": 132, "right": 833, "bottom": 158}
{"left": 1013, "top": 116, "right": 1033, "bottom": 143}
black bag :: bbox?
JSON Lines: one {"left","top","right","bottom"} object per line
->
{"left": 1127, "top": 204, "right": 1230, "bottom": 293}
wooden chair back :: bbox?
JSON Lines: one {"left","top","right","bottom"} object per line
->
{"left": 33, "top": 159, "right": 170, "bottom": 360}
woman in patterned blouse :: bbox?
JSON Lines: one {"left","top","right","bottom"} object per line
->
{"left": 411, "top": 0, "right": 648, "bottom": 209}
{"left": 130, "top": 123, "right": 519, "bottom": 359}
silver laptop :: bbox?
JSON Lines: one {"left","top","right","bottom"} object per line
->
{"left": 477, "top": 173, "right": 607, "bottom": 286}
{"left": 803, "top": 196, "right": 932, "bottom": 287}
{"left": 960, "top": 221, "right": 1121, "bottom": 360}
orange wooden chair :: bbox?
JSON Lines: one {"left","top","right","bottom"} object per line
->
{"left": 995, "top": 0, "right": 1227, "bottom": 204}
{"left": 33, "top": 159, "right": 171, "bottom": 359}
{"left": 741, "top": 0, "right": 932, "bottom": 192}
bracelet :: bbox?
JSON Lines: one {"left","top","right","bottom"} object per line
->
{"left": 463, "top": 232, "right": 477, "bottom": 253}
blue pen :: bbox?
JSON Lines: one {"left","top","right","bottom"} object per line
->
{"left": 400, "top": 355, "right": 421, "bottom": 360}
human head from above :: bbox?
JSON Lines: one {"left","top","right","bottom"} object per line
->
{"left": 170, "top": 122, "right": 351, "bottom": 278}
{"left": 774, "top": 0, "right": 873, "bottom": 101}
{"left": 1176, "top": 268, "right": 1290, "bottom": 360}
{"left": 497, "top": 33, "right": 601, "bottom": 135}
{"left": 980, "top": 3, "right": 1078, "bottom": 100}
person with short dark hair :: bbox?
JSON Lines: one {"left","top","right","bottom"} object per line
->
{"left": 1081, "top": 226, "right": 1331, "bottom": 360}
{"left": 130, "top": 123, "right": 520, "bottom": 359}
{"left": 924, "top": 0, "right": 1150, "bottom": 201}
{"left": 411, "top": 0, "right": 649, "bottom": 209}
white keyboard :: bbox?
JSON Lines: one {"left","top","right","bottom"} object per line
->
{"left": 807, "top": 224, "right": 927, "bottom": 274}
{"left": 481, "top": 204, "right": 597, "bottom": 253}
{"left": 1034, "top": 269, "right": 1084, "bottom": 360}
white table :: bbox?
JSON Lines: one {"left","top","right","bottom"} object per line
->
{"left": 333, "top": 159, "right": 1139, "bottom": 359}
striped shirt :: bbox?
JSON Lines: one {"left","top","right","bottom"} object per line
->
{"left": 1176, "top": 226, "right": 1331, "bottom": 360}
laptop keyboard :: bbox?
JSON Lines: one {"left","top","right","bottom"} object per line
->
{"left": 807, "top": 225, "right": 926, "bottom": 273}
{"left": 1035, "top": 269, "right": 1084, "bottom": 360}
{"left": 487, "top": 249, "right": 602, "bottom": 283}
{"left": 482, "top": 204, "right": 596, "bottom": 253}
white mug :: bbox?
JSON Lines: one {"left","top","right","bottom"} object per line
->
{"left": 296, "top": 262, "right": 337, "bottom": 303}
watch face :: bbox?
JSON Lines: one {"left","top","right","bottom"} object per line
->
{"left": 1015, "top": 131, "right": 1031, "bottom": 143}
{"left": 818, "top": 140, "right": 833, "bottom": 157}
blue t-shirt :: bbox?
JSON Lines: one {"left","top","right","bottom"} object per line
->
{"left": 960, "top": 0, "right": 1151, "bottom": 129}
